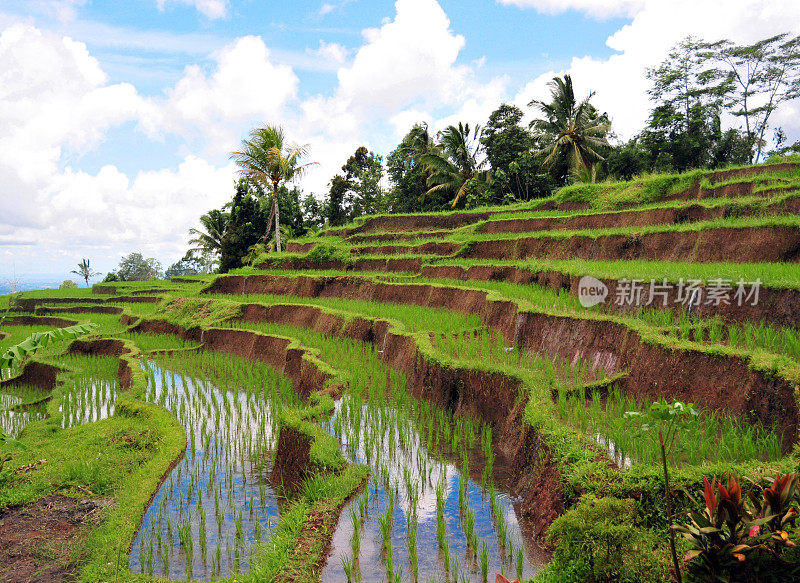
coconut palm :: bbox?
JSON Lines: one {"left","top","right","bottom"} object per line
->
{"left": 70, "top": 258, "right": 99, "bottom": 287}
{"left": 231, "top": 125, "right": 316, "bottom": 253}
{"left": 529, "top": 74, "right": 610, "bottom": 175}
{"left": 420, "top": 122, "right": 488, "bottom": 207}
{"left": 188, "top": 209, "right": 228, "bottom": 258}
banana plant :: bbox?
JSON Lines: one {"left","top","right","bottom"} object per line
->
{"left": 0, "top": 323, "right": 98, "bottom": 370}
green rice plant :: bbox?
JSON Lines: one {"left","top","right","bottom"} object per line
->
{"left": 516, "top": 546, "right": 524, "bottom": 580}
{"left": 342, "top": 555, "right": 355, "bottom": 583}
{"left": 176, "top": 518, "right": 193, "bottom": 554}
{"left": 479, "top": 540, "right": 489, "bottom": 582}
{"left": 379, "top": 509, "right": 393, "bottom": 552}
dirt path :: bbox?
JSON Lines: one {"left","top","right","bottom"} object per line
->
{"left": 0, "top": 494, "right": 112, "bottom": 583}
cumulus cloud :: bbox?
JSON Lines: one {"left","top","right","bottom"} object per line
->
{"left": 0, "top": 23, "right": 236, "bottom": 271}
{"left": 308, "top": 40, "right": 350, "bottom": 65}
{"left": 0, "top": 24, "right": 150, "bottom": 225}
{"left": 144, "top": 35, "right": 299, "bottom": 153}
{"left": 511, "top": 0, "right": 800, "bottom": 140}
{"left": 335, "top": 0, "right": 467, "bottom": 117}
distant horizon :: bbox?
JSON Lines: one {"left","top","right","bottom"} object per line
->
{"left": 0, "top": 274, "right": 89, "bottom": 295}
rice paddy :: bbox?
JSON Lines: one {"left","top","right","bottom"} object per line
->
{"left": 3, "top": 160, "right": 799, "bottom": 583}
{"left": 129, "top": 352, "right": 300, "bottom": 579}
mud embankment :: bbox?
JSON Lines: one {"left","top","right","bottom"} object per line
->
{"left": 0, "top": 362, "right": 63, "bottom": 391}
{"left": 14, "top": 298, "right": 106, "bottom": 312}
{"left": 206, "top": 274, "right": 800, "bottom": 449}
{"left": 478, "top": 197, "right": 800, "bottom": 234}
{"left": 420, "top": 264, "right": 800, "bottom": 330}
{"left": 128, "top": 319, "right": 332, "bottom": 401}
{"left": 351, "top": 241, "right": 462, "bottom": 257}
{"left": 258, "top": 255, "right": 800, "bottom": 330}
{"left": 35, "top": 306, "right": 123, "bottom": 316}
{"left": 0, "top": 315, "right": 78, "bottom": 328}
{"left": 14, "top": 295, "right": 159, "bottom": 313}
{"left": 463, "top": 225, "right": 800, "bottom": 263}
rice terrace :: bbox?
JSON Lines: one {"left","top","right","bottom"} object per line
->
{"left": 3, "top": 2, "right": 800, "bottom": 583}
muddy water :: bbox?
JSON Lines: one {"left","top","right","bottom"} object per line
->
{"left": 128, "top": 362, "right": 282, "bottom": 580}
{"left": 321, "top": 398, "right": 548, "bottom": 583}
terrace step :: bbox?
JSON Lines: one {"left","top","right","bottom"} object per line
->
{"left": 203, "top": 272, "right": 800, "bottom": 449}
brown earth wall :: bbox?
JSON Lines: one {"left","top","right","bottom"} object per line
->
{"left": 206, "top": 273, "right": 800, "bottom": 449}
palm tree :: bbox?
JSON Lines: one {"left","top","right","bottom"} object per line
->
{"left": 529, "top": 75, "right": 610, "bottom": 176}
{"left": 189, "top": 209, "right": 228, "bottom": 258}
{"left": 70, "top": 259, "right": 99, "bottom": 287}
{"left": 231, "top": 125, "right": 316, "bottom": 253}
{"left": 420, "top": 122, "right": 488, "bottom": 207}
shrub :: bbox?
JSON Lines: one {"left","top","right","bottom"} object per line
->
{"left": 675, "top": 473, "right": 800, "bottom": 582}
{"left": 538, "top": 495, "right": 668, "bottom": 583}
{"left": 306, "top": 243, "right": 348, "bottom": 263}
{"left": 59, "top": 279, "right": 78, "bottom": 289}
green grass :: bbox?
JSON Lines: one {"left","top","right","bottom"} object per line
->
{"left": 555, "top": 384, "right": 783, "bottom": 467}
{"left": 426, "top": 257, "right": 800, "bottom": 290}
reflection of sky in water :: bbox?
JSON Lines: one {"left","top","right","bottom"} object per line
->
{"left": 0, "top": 404, "right": 46, "bottom": 438}
{"left": 60, "top": 379, "right": 117, "bottom": 429}
{"left": 322, "top": 397, "right": 547, "bottom": 583}
{"left": 129, "top": 362, "right": 281, "bottom": 581}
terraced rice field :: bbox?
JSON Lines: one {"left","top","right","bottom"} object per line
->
{"left": 2, "top": 159, "right": 800, "bottom": 582}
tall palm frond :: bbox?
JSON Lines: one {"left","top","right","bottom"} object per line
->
{"left": 230, "top": 125, "right": 317, "bottom": 252}
{"left": 70, "top": 258, "right": 99, "bottom": 287}
{"left": 420, "top": 122, "right": 487, "bottom": 207}
{"left": 188, "top": 209, "right": 228, "bottom": 257}
{"left": 529, "top": 75, "right": 610, "bottom": 175}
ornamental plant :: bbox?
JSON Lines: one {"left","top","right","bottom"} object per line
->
{"left": 674, "top": 473, "right": 800, "bottom": 582}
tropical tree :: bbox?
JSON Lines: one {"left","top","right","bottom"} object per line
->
{"left": 325, "top": 146, "right": 385, "bottom": 224}
{"left": 529, "top": 75, "right": 611, "bottom": 179}
{"left": 70, "top": 258, "right": 99, "bottom": 287}
{"left": 116, "top": 253, "right": 162, "bottom": 281}
{"left": 386, "top": 122, "right": 439, "bottom": 212}
{"left": 188, "top": 208, "right": 228, "bottom": 259}
{"left": 710, "top": 33, "right": 800, "bottom": 162}
{"left": 231, "top": 125, "right": 316, "bottom": 253}
{"left": 219, "top": 178, "right": 268, "bottom": 272}
{"left": 421, "top": 122, "right": 488, "bottom": 207}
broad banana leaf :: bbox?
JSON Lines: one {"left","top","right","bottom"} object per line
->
{"left": 0, "top": 323, "right": 98, "bottom": 369}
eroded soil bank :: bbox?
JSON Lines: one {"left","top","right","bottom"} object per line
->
{"left": 205, "top": 274, "right": 799, "bottom": 449}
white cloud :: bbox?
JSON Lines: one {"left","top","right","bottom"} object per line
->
{"left": 0, "top": 23, "right": 236, "bottom": 272}
{"left": 318, "top": 3, "right": 336, "bottom": 16}
{"left": 144, "top": 35, "right": 299, "bottom": 154}
{"left": 308, "top": 40, "right": 350, "bottom": 65}
{"left": 498, "top": 0, "right": 644, "bottom": 19}
{"left": 335, "top": 0, "right": 468, "bottom": 118}
{"left": 0, "top": 24, "right": 150, "bottom": 222}
{"left": 512, "top": 0, "right": 800, "bottom": 140}
{"left": 156, "top": 0, "right": 228, "bottom": 20}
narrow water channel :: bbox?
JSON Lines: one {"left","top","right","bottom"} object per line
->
{"left": 321, "top": 396, "right": 548, "bottom": 582}
{"left": 129, "top": 356, "right": 296, "bottom": 580}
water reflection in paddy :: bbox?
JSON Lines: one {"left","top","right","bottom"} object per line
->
{"left": 129, "top": 355, "right": 299, "bottom": 581}
{"left": 322, "top": 395, "right": 548, "bottom": 583}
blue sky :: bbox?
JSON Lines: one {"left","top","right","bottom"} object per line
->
{"left": 1, "top": 0, "right": 798, "bottom": 282}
